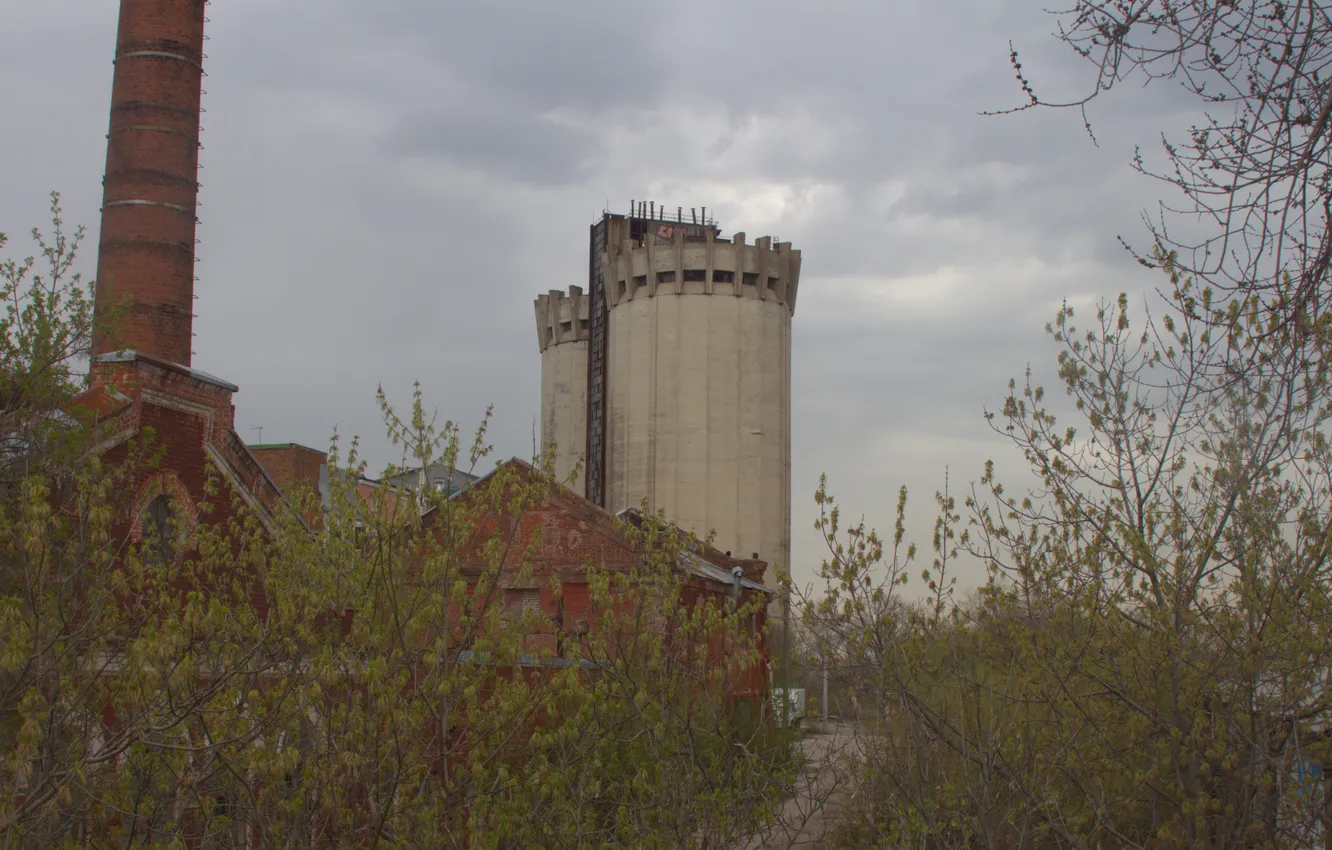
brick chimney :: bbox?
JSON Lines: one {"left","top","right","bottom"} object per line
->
{"left": 248, "top": 444, "right": 329, "bottom": 501}
{"left": 93, "top": 0, "right": 207, "bottom": 366}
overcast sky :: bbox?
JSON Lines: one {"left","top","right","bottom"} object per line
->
{"left": 1, "top": 1, "right": 1198, "bottom": 593}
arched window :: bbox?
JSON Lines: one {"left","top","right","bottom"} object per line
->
{"left": 140, "top": 495, "right": 177, "bottom": 563}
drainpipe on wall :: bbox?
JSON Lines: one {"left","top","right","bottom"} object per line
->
{"left": 731, "top": 566, "right": 743, "bottom": 606}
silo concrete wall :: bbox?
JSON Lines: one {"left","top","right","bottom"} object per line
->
{"left": 604, "top": 228, "right": 799, "bottom": 587}
{"left": 535, "top": 287, "right": 589, "bottom": 495}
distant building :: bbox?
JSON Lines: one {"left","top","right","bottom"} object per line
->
{"left": 245, "top": 444, "right": 479, "bottom": 515}
{"left": 378, "top": 463, "right": 478, "bottom": 497}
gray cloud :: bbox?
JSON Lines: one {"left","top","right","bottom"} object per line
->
{"left": 386, "top": 107, "right": 600, "bottom": 185}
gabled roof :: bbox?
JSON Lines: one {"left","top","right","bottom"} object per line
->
{"left": 65, "top": 355, "right": 293, "bottom": 534}
{"left": 64, "top": 383, "right": 133, "bottom": 421}
{"left": 451, "top": 458, "right": 775, "bottom": 596}
{"left": 377, "top": 463, "right": 478, "bottom": 495}
{"left": 615, "top": 507, "right": 774, "bottom": 594}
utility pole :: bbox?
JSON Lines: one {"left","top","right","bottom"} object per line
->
{"left": 782, "top": 586, "right": 791, "bottom": 692}
{"left": 821, "top": 661, "right": 829, "bottom": 734}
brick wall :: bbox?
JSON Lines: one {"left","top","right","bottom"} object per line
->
{"left": 436, "top": 464, "right": 773, "bottom": 703}
{"left": 86, "top": 354, "right": 285, "bottom": 548}
{"left": 248, "top": 444, "right": 328, "bottom": 501}
{"left": 93, "top": 0, "right": 208, "bottom": 365}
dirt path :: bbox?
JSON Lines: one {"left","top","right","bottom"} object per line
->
{"left": 740, "top": 721, "right": 859, "bottom": 849}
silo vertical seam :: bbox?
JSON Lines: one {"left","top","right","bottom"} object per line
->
{"left": 777, "top": 301, "right": 788, "bottom": 580}
{"left": 736, "top": 286, "right": 744, "bottom": 558}
{"left": 680, "top": 284, "right": 689, "bottom": 531}
{"left": 648, "top": 286, "right": 658, "bottom": 515}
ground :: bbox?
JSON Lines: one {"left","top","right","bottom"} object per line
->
{"left": 743, "top": 720, "right": 859, "bottom": 849}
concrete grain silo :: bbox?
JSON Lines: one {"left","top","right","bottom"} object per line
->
{"left": 534, "top": 286, "right": 590, "bottom": 495}
{"left": 534, "top": 205, "right": 801, "bottom": 590}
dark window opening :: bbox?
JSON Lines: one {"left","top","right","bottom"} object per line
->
{"left": 615, "top": 280, "right": 627, "bottom": 300}
{"left": 559, "top": 320, "right": 572, "bottom": 333}
{"left": 632, "top": 275, "right": 648, "bottom": 293}
{"left": 767, "top": 276, "right": 780, "bottom": 293}
{"left": 555, "top": 597, "right": 566, "bottom": 657}
{"left": 657, "top": 270, "right": 676, "bottom": 284}
{"left": 141, "top": 495, "right": 176, "bottom": 563}
{"left": 683, "top": 269, "right": 706, "bottom": 282}
{"left": 578, "top": 318, "right": 588, "bottom": 330}
{"left": 521, "top": 588, "right": 541, "bottom": 616}
{"left": 712, "top": 270, "right": 734, "bottom": 283}
{"left": 743, "top": 272, "right": 759, "bottom": 287}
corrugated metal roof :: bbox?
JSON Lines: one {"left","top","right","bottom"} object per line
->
{"left": 682, "top": 553, "right": 771, "bottom": 593}
{"left": 614, "top": 508, "right": 773, "bottom": 594}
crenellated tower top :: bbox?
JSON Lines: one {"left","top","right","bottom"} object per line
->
{"left": 534, "top": 285, "right": 590, "bottom": 353}
{"left": 604, "top": 226, "right": 801, "bottom": 314}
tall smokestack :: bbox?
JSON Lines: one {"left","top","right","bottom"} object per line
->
{"left": 93, "top": 0, "right": 207, "bottom": 366}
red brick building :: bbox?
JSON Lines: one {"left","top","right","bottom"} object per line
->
{"left": 6, "top": 0, "right": 779, "bottom": 841}
{"left": 70, "top": 0, "right": 287, "bottom": 545}
{"left": 74, "top": 0, "right": 774, "bottom": 731}
{"left": 69, "top": 352, "right": 287, "bottom": 564}
{"left": 441, "top": 459, "right": 773, "bottom": 706}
